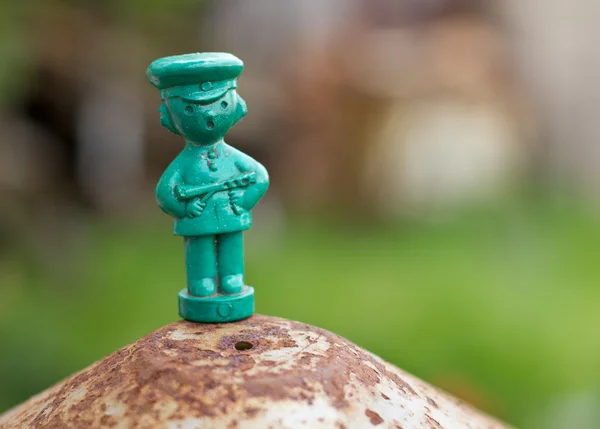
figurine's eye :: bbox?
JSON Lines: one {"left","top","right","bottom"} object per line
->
{"left": 221, "top": 101, "right": 228, "bottom": 110}
{"left": 206, "top": 121, "right": 215, "bottom": 129}
{"left": 184, "top": 105, "right": 194, "bottom": 115}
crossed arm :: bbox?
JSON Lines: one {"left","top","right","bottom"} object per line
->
{"left": 155, "top": 154, "right": 188, "bottom": 219}
{"left": 231, "top": 147, "right": 269, "bottom": 211}
{"left": 155, "top": 147, "right": 269, "bottom": 219}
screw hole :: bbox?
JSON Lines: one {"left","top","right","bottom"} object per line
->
{"left": 235, "top": 341, "right": 253, "bottom": 351}
{"left": 206, "top": 120, "right": 215, "bottom": 129}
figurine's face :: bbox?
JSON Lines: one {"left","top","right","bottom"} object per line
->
{"left": 162, "top": 90, "right": 248, "bottom": 143}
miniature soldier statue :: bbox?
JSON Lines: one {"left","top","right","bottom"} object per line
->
{"left": 147, "top": 52, "right": 269, "bottom": 322}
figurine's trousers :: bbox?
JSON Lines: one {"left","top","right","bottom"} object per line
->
{"left": 184, "top": 232, "right": 244, "bottom": 289}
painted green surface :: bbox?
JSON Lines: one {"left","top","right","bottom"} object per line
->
{"left": 147, "top": 53, "right": 269, "bottom": 322}
{"left": 178, "top": 287, "right": 254, "bottom": 323}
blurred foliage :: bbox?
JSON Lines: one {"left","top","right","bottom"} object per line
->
{"left": 1, "top": 195, "right": 600, "bottom": 428}
{"left": 0, "top": 0, "right": 205, "bottom": 104}
{"left": 0, "top": 2, "right": 34, "bottom": 105}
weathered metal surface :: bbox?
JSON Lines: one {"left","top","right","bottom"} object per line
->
{"left": 0, "top": 315, "right": 511, "bottom": 428}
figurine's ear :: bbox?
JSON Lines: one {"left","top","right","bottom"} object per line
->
{"left": 159, "top": 103, "right": 180, "bottom": 135}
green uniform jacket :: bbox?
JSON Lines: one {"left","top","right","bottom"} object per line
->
{"left": 156, "top": 141, "right": 269, "bottom": 236}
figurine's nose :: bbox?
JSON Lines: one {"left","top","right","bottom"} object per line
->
{"left": 237, "top": 96, "right": 248, "bottom": 117}
{"left": 159, "top": 104, "right": 169, "bottom": 126}
{"left": 204, "top": 110, "right": 216, "bottom": 129}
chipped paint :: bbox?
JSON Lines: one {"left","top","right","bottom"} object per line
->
{"left": 0, "top": 315, "right": 511, "bottom": 428}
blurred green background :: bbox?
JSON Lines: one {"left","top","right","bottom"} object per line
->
{"left": 1, "top": 1, "right": 600, "bottom": 428}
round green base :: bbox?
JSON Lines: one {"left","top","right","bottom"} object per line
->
{"left": 178, "top": 286, "right": 254, "bottom": 323}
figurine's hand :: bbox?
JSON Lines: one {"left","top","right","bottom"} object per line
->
{"left": 186, "top": 199, "right": 206, "bottom": 218}
{"left": 228, "top": 190, "right": 245, "bottom": 214}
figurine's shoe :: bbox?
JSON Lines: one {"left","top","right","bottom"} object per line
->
{"left": 188, "top": 278, "right": 216, "bottom": 297}
{"left": 220, "top": 274, "right": 244, "bottom": 295}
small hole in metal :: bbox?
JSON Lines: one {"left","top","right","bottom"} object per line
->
{"left": 235, "top": 341, "right": 253, "bottom": 351}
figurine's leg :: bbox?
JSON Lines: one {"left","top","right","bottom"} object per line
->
{"left": 217, "top": 231, "right": 244, "bottom": 295}
{"left": 184, "top": 235, "right": 217, "bottom": 297}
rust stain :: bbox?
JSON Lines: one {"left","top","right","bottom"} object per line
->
{"left": 424, "top": 414, "right": 444, "bottom": 429}
{"left": 0, "top": 315, "right": 512, "bottom": 429}
{"left": 427, "top": 397, "right": 439, "bottom": 409}
{"left": 369, "top": 357, "right": 418, "bottom": 397}
{"left": 99, "top": 415, "right": 117, "bottom": 426}
{"left": 244, "top": 407, "right": 260, "bottom": 418}
{"left": 365, "top": 409, "right": 384, "bottom": 426}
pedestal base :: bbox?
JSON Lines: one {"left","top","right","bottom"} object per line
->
{"left": 178, "top": 286, "right": 254, "bottom": 323}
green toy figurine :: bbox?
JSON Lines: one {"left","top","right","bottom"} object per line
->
{"left": 147, "top": 53, "right": 269, "bottom": 323}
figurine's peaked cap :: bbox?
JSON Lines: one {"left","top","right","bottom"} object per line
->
{"left": 146, "top": 52, "right": 244, "bottom": 92}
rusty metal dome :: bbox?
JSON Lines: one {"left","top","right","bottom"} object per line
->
{"left": 0, "top": 315, "right": 510, "bottom": 428}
